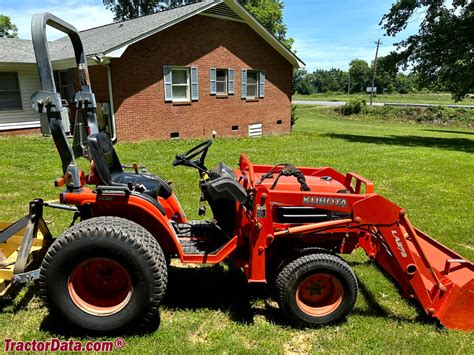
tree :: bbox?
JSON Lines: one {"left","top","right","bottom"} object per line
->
{"left": 103, "top": 1, "right": 202, "bottom": 21}
{"left": 380, "top": 0, "right": 474, "bottom": 101}
{"left": 0, "top": 15, "right": 18, "bottom": 38}
{"left": 293, "top": 69, "right": 312, "bottom": 95}
{"left": 348, "top": 59, "right": 371, "bottom": 93}
{"left": 372, "top": 54, "right": 399, "bottom": 93}
{"left": 103, "top": 0, "right": 159, "bottom": 21}
{"left": 240, "top": 0, "right": 293, "bottom": 48}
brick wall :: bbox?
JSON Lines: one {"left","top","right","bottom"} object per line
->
{"left": 100, "top": 15, "right": 293, "bottom": 141}
{"left": 0, "top": 127, "right": 40, "bottom": 136}
{"left": 89, "top": 66, "right": 110, "bottom": 103}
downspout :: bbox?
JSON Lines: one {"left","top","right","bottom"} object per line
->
{"left": 105, "top": 64, "right": 117, "bottom": 142}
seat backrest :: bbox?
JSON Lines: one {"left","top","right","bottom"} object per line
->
{"left": 87, "top": 132, "right": 123, "bottom": 186}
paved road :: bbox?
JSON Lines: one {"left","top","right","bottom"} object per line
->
{"left": 292, "top": 100, "right": 474, "bottom": 109}
{"left": 293, "top": 100, "right": 383, "bottom": 107}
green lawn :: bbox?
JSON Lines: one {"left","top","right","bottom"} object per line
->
{"left": 0, "top": 107, "right": 473, "bottom": 353}
{"left": 293, "top": 92, "right": 474, "bottom": 105}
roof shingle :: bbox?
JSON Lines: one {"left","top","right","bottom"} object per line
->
{"left": 0, "top": 0, "right": 217, "bottom": 63}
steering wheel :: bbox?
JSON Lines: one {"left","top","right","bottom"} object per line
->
{"left": 173, "top": 140, "right": 213, "bottom": 171}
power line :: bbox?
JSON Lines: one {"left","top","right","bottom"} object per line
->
{"left": 369, "top": 39, "right": 381, "bottom": 106}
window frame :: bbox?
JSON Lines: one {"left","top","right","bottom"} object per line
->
{"left": 171, "top": 67, "right": 191, "bottom": 103}
{"left": 246, "top": 69, "right": 259, "bottom": 99}
{"left": 215, "top": 68, "right": 228, "bottom": 96}
{"left": 0, "top": 72, "right": 22, "bottom": 111}
{"left": 54, "top": 69, "right": 75, "bottom": 103}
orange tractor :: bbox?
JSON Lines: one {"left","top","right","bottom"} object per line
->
{"left": 1, "top": 13, "right": 472, "bottom": 333}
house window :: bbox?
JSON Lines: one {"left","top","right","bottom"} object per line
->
{"left": 171, "top": 68, "right": 190, "bottom": 102}
{"left": 54, "top": 69, "right": 74, "bottom": 102}
{"left": 216, "top": 69, "right": 227, "bottom": 95}
{"left": 246, "top": 70, "right": 259, "bottom": 99}
{"left": 0, "top": 72, "right": 22, "bottom": 110}
{"left": 164, "top": 66, "right": 198, "bottom": 102}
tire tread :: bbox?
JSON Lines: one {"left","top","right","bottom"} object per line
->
{"left": 39, "top": 216, "right": 167, "bottom": 330}
{"left": 275, "top": 253, "right": 358, "bottom": 327}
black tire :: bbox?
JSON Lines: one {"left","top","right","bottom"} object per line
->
{"left": 276, "top": 253, "right": 357, "bottom": 327}
{"left": 39, "top": 216, "right": 167, "bottom": 332}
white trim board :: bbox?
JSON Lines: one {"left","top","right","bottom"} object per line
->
{"left": 0, "top": 121, "right": 40, "bottom": 131}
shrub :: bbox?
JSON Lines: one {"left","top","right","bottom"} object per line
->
{"left": 363, "top": 106, "right": 474, "bottom": 126}
{"left": 291, "top": 104, "right": 299, "bottom": 126}
{"left": 336, "top": 98, "right": 366, "bottom": 115}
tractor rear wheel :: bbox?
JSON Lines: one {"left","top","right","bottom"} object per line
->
{"left": 276, "top": 253, "right": 357, "bottom": 327}
{"left": 39, "top": 216, "right": 167, "bottom": 332}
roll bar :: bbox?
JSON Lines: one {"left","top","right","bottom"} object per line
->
{"left": 30, "top": 13, "right": 99, "bottom": 190}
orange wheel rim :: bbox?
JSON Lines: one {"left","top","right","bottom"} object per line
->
{"left": 68, "top": 258, "right": 133, "bottom": 316}
{"left": 296, "top": 273, "right": 344, "bottom": 317}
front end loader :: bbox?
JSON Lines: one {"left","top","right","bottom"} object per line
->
{"left": 0, "top": 12, "right": 472, "bottom": 333}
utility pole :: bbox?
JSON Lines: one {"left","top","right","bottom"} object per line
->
{"left": 370, "top": 39, "right": 381, "bottom": 106}
{"left": 348, "top": 71, "right": 351, "bottom": 94}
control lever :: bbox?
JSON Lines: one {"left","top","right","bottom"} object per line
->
{"left": 198, "top": 206, "right": 206, "bottom": 216}
{"left": 198, "top": 192, "right": 206, "bottom": 216}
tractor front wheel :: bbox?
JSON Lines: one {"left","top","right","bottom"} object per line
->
{"left": 39, "top": 216, "right": 167, "bottom": 332}
{"left": 276, "top": 253, "right": 357, "bottom": 327}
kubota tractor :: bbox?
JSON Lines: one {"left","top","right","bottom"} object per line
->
{"left": 1, "top": 13, "right": 472, "bottom": 333}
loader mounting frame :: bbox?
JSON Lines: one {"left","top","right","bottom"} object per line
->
{"left": 0, "top": 199, "right": 54, "bottom": 299}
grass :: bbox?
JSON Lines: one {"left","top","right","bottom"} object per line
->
{"left": 293, "top": 92, "right": 474, "bottom": 105}
{"left": 0, "top": 106, "right": 473, "bottom": 353}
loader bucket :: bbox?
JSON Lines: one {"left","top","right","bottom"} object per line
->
{"left": 410, "top": 228, "right": 474, "bottom": 331}
{"left": 437, "top": 279, "right": 474, "bottom": 331}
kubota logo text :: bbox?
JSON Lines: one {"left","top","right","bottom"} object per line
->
{"left": 303, "top": 196, "right": 347, "bottom": 208}
{"left": 392, "top": 230, "right": 408, "bottom": 258}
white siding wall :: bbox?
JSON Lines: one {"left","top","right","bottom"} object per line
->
{"left": 0, "top": 63, "right": 41, "bottom": 131}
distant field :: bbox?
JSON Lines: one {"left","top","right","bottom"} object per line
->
{"left": 293, "top": 92, "right": 474, "bottom": 105}
{"left": 0, "top": 107, "right": 473, "bottom": 353}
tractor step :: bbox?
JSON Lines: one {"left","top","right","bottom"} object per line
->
{"left": 175, "top": 221, "right": 227, "bottom": 255}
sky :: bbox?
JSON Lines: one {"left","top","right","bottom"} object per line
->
{"left": 284, "top": 0, "right": 421, "bottom": 70}
{"left": 0, "top": 0, "right": 421, "bottom": 71}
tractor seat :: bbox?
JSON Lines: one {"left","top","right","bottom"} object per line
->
{"left": 87, "top": 132, "right": 172, "bottom": 200}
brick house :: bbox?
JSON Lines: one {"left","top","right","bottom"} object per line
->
{"left": 0, "top": 0, "right": 303, "bottom": 140}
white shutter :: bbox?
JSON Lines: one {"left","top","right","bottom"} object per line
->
{"left": 241, "top": 69, "right": 247, "bottom": 99}
{"left": 210, "top": 67, "right": 216, "bottom": 95}
{"left": 228, "top": 68, "right": 235, "bottom": 95}
{"left": 259, "top": 69, "right": 265, "bottom": 98}
{"left": 191, "top": 66, "right": 199, "bottom": 101}
{"left": 163, "top": 65, "right": 172, "bottom": 102}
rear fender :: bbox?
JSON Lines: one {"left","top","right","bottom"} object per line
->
{"left": 62, "top": 190, "right": 184, "bottom": 257}
{"left": 159, "top": 192, "right": 187, "bottom": 223}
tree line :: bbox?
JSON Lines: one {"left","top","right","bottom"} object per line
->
{"left": 293, "top": 56, "right": 423, "bottom": 95}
